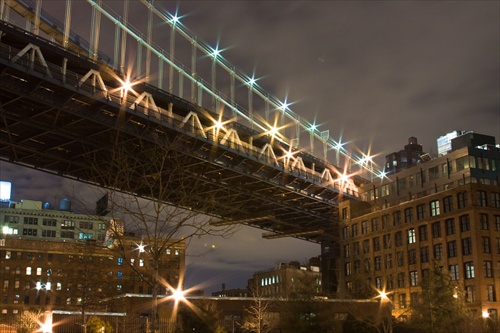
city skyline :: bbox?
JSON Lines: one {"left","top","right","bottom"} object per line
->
{"left": 1, "top": 0, "right": 499, "bottom": 293}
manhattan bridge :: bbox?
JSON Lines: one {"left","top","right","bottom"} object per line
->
{"left": 0, "top": 0, "right": 386, "bottom": 292}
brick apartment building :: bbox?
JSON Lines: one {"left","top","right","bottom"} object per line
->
{"left": 337, "top": 131, "right": 500, "bottom": 318}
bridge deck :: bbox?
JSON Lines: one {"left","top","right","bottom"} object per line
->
{"left": 0, "top": 21, "right": 366, "bottom": 243}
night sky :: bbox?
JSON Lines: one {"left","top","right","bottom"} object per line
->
{"left": 0, "top": 1, "right": 499, "bottom": 294}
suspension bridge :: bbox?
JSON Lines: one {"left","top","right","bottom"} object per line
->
{"left": 0, "top": 0, "right": 384, "bottom": 292}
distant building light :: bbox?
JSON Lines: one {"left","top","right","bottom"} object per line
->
{"left": 0, "top": 181, "right": 11, "bottom": 201}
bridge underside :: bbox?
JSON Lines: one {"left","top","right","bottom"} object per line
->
{"left": 0, "top": 21, "right": 361, "bottom": 244}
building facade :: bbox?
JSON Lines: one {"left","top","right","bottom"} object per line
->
{"left": 247, "top": 259, "right": 322, "bottom": 298}
{"left": 338, "top": 134, "right": 500, "bottom": 318}
{"left": 0, "top": 198, "right": 185, "bottom": 320}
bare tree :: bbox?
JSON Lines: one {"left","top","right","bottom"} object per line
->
{"left": 61, "top": 242, "right": 117, "bottom": 333}
{"left": 85, "top": 131, "right": 237, "bottom": 332}
{"left": 241, "top": 289, "right": 278, "bottom": 333}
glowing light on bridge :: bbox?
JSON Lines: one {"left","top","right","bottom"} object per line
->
{"left": 248, "top": 76, "right": 256, "bottom": 86}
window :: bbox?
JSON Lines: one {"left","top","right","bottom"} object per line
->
{"left": 354, "top": 260, "right": 361, "bottom": 274}
{"left": 61, "top": 220, "right": 75, "bottom": 229}
{"left": 26, "top": 267, "right": 32, "bottom": 275}
{"left": 404, "top": 208, "right": 413, "bottom": 223}
{"left": 480, "top": 214, "right": 489, "bottom": 230}
{"left": 445, "top": 218, "right": 455, "bottom": 235}
{"left": 431, "top": 222, "right": 441, "bottom": 238}
{"left": 495, "top": 215, "right": 500, "bottom": 231}
{"left": 429, "top": 166, "right": 439, "bottom": 180}
{"left": 341, "top": 207, "right": 348, "bottom": 220}
{"left": 395, "top": 232, "right": 403, "bottom": 247}
{"left": 22, "top": 228, "right": 37, "bottom": 236}
{"left": 465, "top": 285, "right": 476, "bottom": 302}
{"left": 399, "top": 293, "right": 407, "bottom": 309}
{"left": 381, "top": 184, "right": 390, "bottom": 197}
{"left": 420, "top": 246, "right": 429, "bottom": 263}
{"left": 117, "top": 257, "right": 123, "bottom": 266}
{"left": 407, "top": 228, "right": 416, "bottom": 244}
{"left": 449, "top": 264, "right": 459, "bottom": 280}
{"left": 484, "top": 261, "right": 493, "bottom": 278}
{"left": 374, "top": 256, "right": 382, "bottom": 271}
{"left": 447, "top": 241, "right": 457, "bottom": 258}
{"left": 42, "top": 230, "right": 56, "bottom": 238}
{"left": 23, "top": 217, "right": 38, "bottom": 225}
{"left": 383, "top": 234, "right": 391, "bottom": 249}
{"left": 373, "top": 237, "right": 381, "bottom": 252}
{"left": 363, "top": 240, "right": 370, "bottom": 253}
{"left": 351, "top": 224, "right": 358, "bottom": 237}
{"left": 434, "top": 244, "right": 443, "bottom": 260}
{"left": 98, "top": 223, "right": 106, "bottom": 230}
{"left": 385, "top": 254, "right": 392, "bottom": 269}
{"left": 457, "top": 191, "right": 468, "bottom": 209}
{"left": 486, "top": 285, "right": 496, "bottom": 302}
{"left": 430, "top": 200, "right": 440, "bottom": 216}
{"left": 345, "top": 262, "right": 352, "bottom": 276}
{"left": 364, "top": 259, "right": 371, "bottom": 273}
{"left": 418, "top": 225, "right": 428, "bottom": 241}
{"left": 361, "top": 221, "right": 369, "bottom": 234}
{"left": 478, "top": 190, "right": 487, "bottom": 206}
{"left": 397, "top": 272, "right": 405, "bottom": 288}
{"left": 482, "top": 237, "right": 491, "bottom": 253}
{"left": 60, "top": 231, "right": 74, "bottom": 239}
{"left": 79, "top": 222, "right": 93, "bottom": 229}
{"left": 353, "top": 242, "right": 360, "bottom": 256}
{"left": 460, "top": 215, "right": 470, "bottom": 232}
{"left": 36, "top": 267, "right": 42, "bottom": 276}
{"left": 409, "top": 271, "right": 418, "bottom": 286}
{"left": 139, "top": 259, "right": 144, "bottom": 267}
{"left": 492, "top": 192, "right": 500, "bottom": 208}
{"left": 382, "top": 214, "right": 390, "bottom": 229}
{"left": 456, "top": 156, "right": 470, "bottom": 171}
{"left": 408, "top": 249, "right": 417, "bottom": 265}
{"left": 117, "top": 272, "right": 123, "bottom": 280}
{"left": 375, "top": 276, "right": 383, "bottom": 290}
{"left": 393, "top": 211, "right": 401, "bottom": 226}
{"left": 416, "top": 204, "right": 426, "bottom": 220}
{"left": 443, "top": 196, "right": 453, "bottom": 213}
{"left": 342, "top": 227, "right": 349, "bottom": 240}
{"left": 462, "top": 237, "right": 473, "bottom": 255}
{"left": 397, "top": 252, "right": 404, "bottom": 267}
{"left": 42, "top": 219, "right": 57, "bottom": 227}
{"left": 78, "top": 233, "right": 92, "bottom": 240}
{"left": 371, "top": 218, "right": 379, "bottom": 231}
{"left": 464, "top": 262, "right": 474, "bottom": 279}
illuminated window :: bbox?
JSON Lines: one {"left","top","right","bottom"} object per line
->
{"left": 409, "top": 271, "right": 418, "bottom": 286}
{"left": 407, "top": 228, "right": 416, "bottom": 244}
{"left": 26, "top": 267, "right": 32, "bottom": 275}
{"left": 449, "top": 264, "right": 459, "bottom": 280}
{"left": 430, "top": 200, "right": 440, "bottom": 216}
{"left": 139, "top": 259, "right": 144, "bottom": 267}
{"left": 36, "top": 267, "right": 42, "bottom": 276}
{"left": 464, "top": 262, "right": 474, "bottom": 279}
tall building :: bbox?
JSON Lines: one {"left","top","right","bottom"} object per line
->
{"left": 0, "top": 195, "right": 185, "bottom": 319}
{"left": 384, "top": 137, "right": 424, "bottom": 175}
{"left": 338, "top": 133, "right": 500, "bottom": 318}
